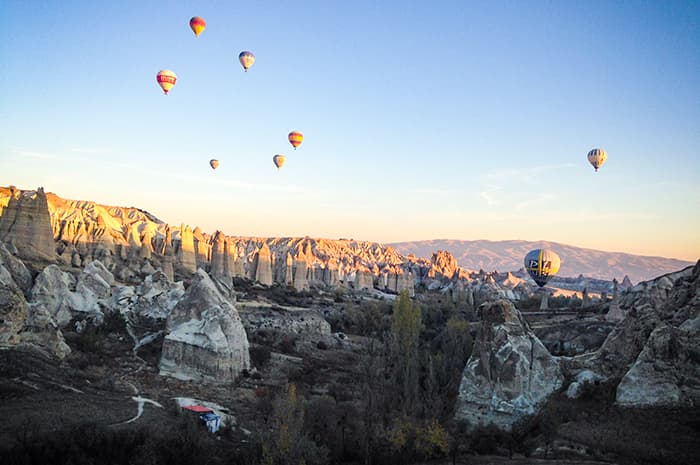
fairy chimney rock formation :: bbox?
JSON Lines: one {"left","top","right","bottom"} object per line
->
{"left": 210, "top": 231, "right": 228, "bottom": 280}
{"left": 177, "top": 225, "right": 197, "bottom": 273}
{"left": 159, "top": 269, "right": 250, "bottom": 383}
{"left": 455, "top": 300, "right": 563, "bottom": 431}
{"left": 253, "top": 242, "right": 273, "bottom": 286}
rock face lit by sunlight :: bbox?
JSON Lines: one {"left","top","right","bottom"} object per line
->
{"left": 159, "top": 269, "right": 250, "bottom": 383}
{"left": 0, "top": 187, "right": 55, "bottom": 262}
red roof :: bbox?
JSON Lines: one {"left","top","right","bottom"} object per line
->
{"left": 182, "top": 405, "right": 214, "bottom": 413}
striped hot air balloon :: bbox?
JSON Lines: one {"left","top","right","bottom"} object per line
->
{"left": 238, "top": 51, "right": 255, "bottom": 71}
{"left": 524, "top": 249, "right": 561, "bottom": 287}
{"left": 288, "top": 131, "right": 303, "bottom": 149}
{"left": 587, "top": 148, "right": 607, "bottom": 172}
{"left": 156, "top": 70, "right": 177, "bottom": 95}
{"left": 189, "top": 16, "right": 206, "bottom": 37}
{"left": 273, "top": 154, "right": 285, "bottom": 169}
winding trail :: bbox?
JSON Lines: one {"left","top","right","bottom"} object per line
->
{"left": 117, "top": 396, "right": 164, "bottom": 425}
{"left": 108, "top": 325, "right": 164, "bottom": 427}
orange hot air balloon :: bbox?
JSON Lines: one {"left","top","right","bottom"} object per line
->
{"left": 288, "top": 131, "right": 303, "bottom": 149}
{"left": 273, "top": 154, "right": 285, "bottom": 169}
{"left": 209, "top": 159, "right": 219, "bottom": 170}
{"left": 156, "top": 70, "right": 177, "bottom": 95}
{"left": 189, "top": 16, "right": 206, "bottom": 37}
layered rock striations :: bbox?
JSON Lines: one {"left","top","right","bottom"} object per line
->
{"left": 0, "top": 187, "right": 56, "bottom": 261}
{"left": 455, "top": 300, "right": 563, "bottom": 431}
{"left": 159, "top": 269, "right": 250, "bottom": 383}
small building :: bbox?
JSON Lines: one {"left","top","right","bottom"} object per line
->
{"left": 181, "top": 405, "right": 222, "bottom": 433}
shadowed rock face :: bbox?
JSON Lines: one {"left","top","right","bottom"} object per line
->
{"left": 0, "top": 243, "right": 32, "bottom": 297}
{"left": 159, "top": 269, "right": 250, "bottom": 383}
{"left": 0, "top": 252, "right": 69, "bottom": 358}
{"left": 583, "top": 263, "right": 698, "bottom": 381}
{"left": 455, "top": 300, "right": 563, "bottom": 431}
{"left": 612, "top": 261, "right": 700, "bottom": 406}
{"left": 0, "top": 187, "right": 56, "bottom": 262}
{"left": 616, "top": 323, "right": 700, "bottom": 406}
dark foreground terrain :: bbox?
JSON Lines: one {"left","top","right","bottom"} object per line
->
{"left": 1, "top": 282, "right": 699, "bottom": 465}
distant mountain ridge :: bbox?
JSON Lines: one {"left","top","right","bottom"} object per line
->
{"left": 389, "top": 239, "right": 694, "bottom": 284}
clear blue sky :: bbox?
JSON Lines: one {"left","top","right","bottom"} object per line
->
{"left": 1, "top": 0, "right": 698, "bottom": 260}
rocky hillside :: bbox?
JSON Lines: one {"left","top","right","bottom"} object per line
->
{"left": 390, "top": 239, "right": 694, "bottom": 283}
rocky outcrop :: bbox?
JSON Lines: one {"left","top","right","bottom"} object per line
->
{"left": 30, "top": 261, "right": 113, "bottom": 326}
{"left": 353, "top": 269, "right": 374, "bottom": 290}
{"left": 534, "top": 319, "right": 615, "bottom": 356}
{"left": 293, "top": 253, "right": 308, "bottom": 291}
{"left": 611, "top": 261, "right": 700, "bottom": 406}
{"left": 429, "top": 250, "right": 459, "bottom": 279}
{"left": 239, "top": 306, "right": 331, "bottom": 339}
{"left": 253, "top": 242, "right": 273, "bottom": 286}
{"left": 565, "top": 370, "right": 603, "bottom": 399}
{"left": 177, "top": 225, "right": 197, "bottom": 274}
{"left": 591, "top": 264, "right": 697, "bottom": 380}
{"left": 20, "top": 303, "right": 71, "bottom": 359}
{"left": 30, "top": 265, "right": 77, "bottom": 327}
{"left": 192, "top": 227, "right": 210, "bottom": 270}
{"left": 159, "top": 269, "right": 250, "bottom": 383}
{"left": 0, "top": 256, "right": 69, "bottom": 358}
{"left": 0, "top": 260, "right": 28, "bottom": 345}
{"left": 0, "top": 243, "right": 32, "bottom": 297}
{"left": 455, "top": 300, "right": 563, "bottom": 431}
{"left": 0, "top": 187, "right": 56, "bottom": 261}
{"left": 110, "top": 270, "right": 184, "bottom": 321}
{"left": 209, "top": 231, "right": 229, "bottom": 281}
{"left": 615, "top": 323, "right": 700, "bottom": 406}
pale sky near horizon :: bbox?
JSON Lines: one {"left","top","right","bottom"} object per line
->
{"left": 1, "top": 1, "right": 698, "bottom": 261}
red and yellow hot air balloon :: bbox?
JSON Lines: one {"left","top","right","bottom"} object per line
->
{"left": 273, "top": 154, "right": 285, "bottom": 169}
{"left": 156, "top": 70, "right": 177, "bottom": 95}
{"left": 288, "top": 131, "right": 303, "bottom": 150}
{"left": 209, "top": 159, "right": 219, "bottom": 170}
{"left": 189, "top": 16, "right": 206, "bottom": 37}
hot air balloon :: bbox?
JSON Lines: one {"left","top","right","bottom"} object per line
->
{"left": 239, "top": 51, "right": 255, "bottom": 71}
{"left": 189, "top": 16, "right": 206, "bottom": 37}
{"left": 273, "top": 154, "right": 285, "bottom": 169}
{"left": 288, "top": 131, "right": 303, "bottom": 149}
{"left": 209, "top": 159, "right": 219, "bottom": 170}
{"left": 587, "top": 148, "right": 607, "bottom": 172}
{"left": 524, "top": 249, "right": 561, "bottom": 287}
{"left": 156, "top": 70, "right": 177, "bottom": 95}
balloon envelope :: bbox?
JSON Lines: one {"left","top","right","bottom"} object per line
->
{"left": 209, "top": 159, "right": 219, "bottom": 170}
{"left": 587, "top": 148, "right": 607, "bottom": 172}
{"left": 524, "top": 249, "right": 561, "bottom": 287}
{"left": 239, "top": 51, "right": 255, "bottom": 71}
{"left": 189, "top": 16, "right": 206, "bottom": 37}
{"left": 288, "top": 131, "right": 303, "bottom": 149}
{"left": 273, "top": 154, "right": 285, "bottom": 169}
{"left": 156, "top": 70, "right": 177, "bottom": 95}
